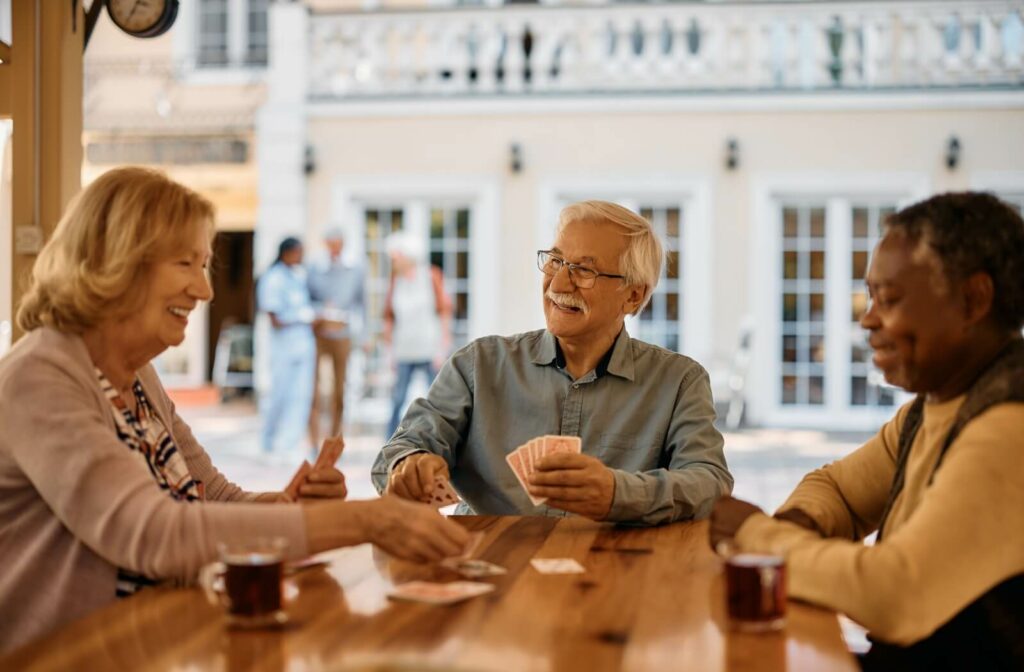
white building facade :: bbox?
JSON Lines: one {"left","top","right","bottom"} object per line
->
{"left": 53, "top": 0, "right": 1024, "bottom": 430}
{"left": 252, "top": 0, "right": 1024, "bottom": 430}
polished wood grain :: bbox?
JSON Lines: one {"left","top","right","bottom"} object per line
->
{"left": 2, "top": 517, "right": 857, "bottom": 672}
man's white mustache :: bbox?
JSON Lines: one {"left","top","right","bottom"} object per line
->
{"left": 546, "top": 291, "right": 590, "bottom": 314}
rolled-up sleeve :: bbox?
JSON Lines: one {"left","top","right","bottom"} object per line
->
{"left": 605, "top": 365, "right": 732, "bottom": 525}
{"left": 371, "top": 346, "right": 476, "bottom": 493}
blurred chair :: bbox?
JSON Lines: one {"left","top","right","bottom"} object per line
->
{"left": 723, "top": 318, "right": 754, "bottom": 430}
{"left": 212, "top": 322, "right": 254, "bottom": 401}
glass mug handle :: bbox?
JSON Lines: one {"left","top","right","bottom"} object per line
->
{"left": 198, "top": 562, "right": 229, "bottom": 608}
{"left": 759, "top": 565, "right": 777, "bottom": 614}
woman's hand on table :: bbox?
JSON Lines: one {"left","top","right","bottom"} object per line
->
{"left": 363, "top": 495, "right": 470, "bottom": 562}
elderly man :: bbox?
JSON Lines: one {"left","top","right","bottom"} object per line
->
{"left": 710, "top": 192, "right": 1024, "bottom": 670}
{"left": 371, "top": 201, "right": 732, "bottom": 525}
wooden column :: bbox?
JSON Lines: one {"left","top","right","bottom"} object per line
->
{"left": 1, "top": 0, "right": 83, "bottom": 341}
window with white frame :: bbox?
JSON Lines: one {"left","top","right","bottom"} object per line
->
{"left": 245, "top": 0, "right": 269, "bottom": 66}
{"left": 197, "top": 0, "right": 229, "bottom": 67}
{"left": 775, "top": 198, "right": 900, "bottom": 413}
{"left": 429, "top": 206, "right": 472, "bottom": 350}
{"left": 779, "top": 203, "right": 827, "bottom": 406}
{"left": 636, "top": 205, "right": 683, "bottom": 353}
{"left": 363, "top": 206, "right": 405, "bottom": 404}
{"left": 196, "top": 0, "right": 268, "bottom": 69}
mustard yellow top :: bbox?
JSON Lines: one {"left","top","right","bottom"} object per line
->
{"left": 735, "top": 396, "right": 1024, "bottom": 645}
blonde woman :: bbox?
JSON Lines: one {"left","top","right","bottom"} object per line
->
{"left": 0, "top": 167, "right": 468, "bottom": 653}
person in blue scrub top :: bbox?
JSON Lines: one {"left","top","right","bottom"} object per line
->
{"left": 258, "top": 237, "right": 317, "bottom": 455}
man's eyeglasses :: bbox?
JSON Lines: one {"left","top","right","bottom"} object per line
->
{"left": 536, "top": 250, "right": 625, "bottom": 289}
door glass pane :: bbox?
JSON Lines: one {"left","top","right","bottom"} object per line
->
{"left": 198, "top": 0, "right": 229, "bottom": 67}
{"left": 363, "top": 207, "right": 404, "bottom": 402}
{"left": 634, "top": 205, "right": 683, "bottom": 352}
{"left": 778, "top": 202, "right": 826, "bottom": 406}
{"left": 849, "top": 202, "right": 897, "bottom": 407}
{"left": 428, "top": 204, "right": 472, "bottom": 352}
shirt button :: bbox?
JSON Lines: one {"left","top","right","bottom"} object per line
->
{"left": 573, "top": 383, "right": 579, "bottom": 389}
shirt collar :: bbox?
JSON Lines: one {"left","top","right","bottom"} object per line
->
{"left": 530, "top": 327, "right": 635, "bottom": 382}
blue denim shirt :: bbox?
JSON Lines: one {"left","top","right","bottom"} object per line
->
{"left": 371, "top": 328, "right": 732, "bottom": 525}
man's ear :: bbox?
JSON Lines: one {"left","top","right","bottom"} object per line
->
{"left": 623, "top": 285, "right": 646, "bottom": 315}
{"left": 961, "top": 271, "right": 994, "bottom": 326}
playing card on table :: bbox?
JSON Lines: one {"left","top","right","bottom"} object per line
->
{"left": 441, "top": 558, "right": 508, "bottom": 578}
{"left": 283, "top": 460, "right": 312, "bottom": 501}
{"left": 530, "top": 558, "right": 586, "bottom": 574}
{"left": 505, "top": 449, "right": 546, "bottom": 506}
{"left": 314, "top": 436, "right": 345, "bottom": 470}
{"left": 428, "top": 475, "right": 461, "bottom": 508}
{"left": 388, "top": 581, "right": 495, "bottom": 605}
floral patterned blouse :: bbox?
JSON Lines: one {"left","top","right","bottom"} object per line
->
{"left": 96, "top": 369, "right": 204, "bottom": 596}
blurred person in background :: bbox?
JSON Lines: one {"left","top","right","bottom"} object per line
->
{"left": 307, "top": 226, "right": 366, "bottom": 450}
{"left": 382, "top": 232, "right": 452, "bottom": 439}
{"left": 710, "top": 192, "right": 1024, "bottom": 671}
{"left": 258, "top": 236, "right": 316, "bottom": 456}
{"left": 0, "top": 167, "right": 470, "bottom": 653}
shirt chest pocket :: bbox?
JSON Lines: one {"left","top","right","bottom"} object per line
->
{"left": 596, "top": 432, "right": 641, "bottom": 454}
{"left": 595, "top": 432, "right": 661, "bottom": 470}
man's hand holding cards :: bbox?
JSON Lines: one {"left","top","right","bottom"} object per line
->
{"left": 283, "top": 437, "right": 347, "bottom": 501}
{"left": 388, "top": 452, "right": 460, "bottom": 507}
{"left": 505, "top": 435, "right": 583, "bottom": 506}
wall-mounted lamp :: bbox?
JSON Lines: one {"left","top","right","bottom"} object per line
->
{"left": 945, "top": 135, "right": 961, "bottom": 170}
{"left": 725, "top": 137, "right": 740, "bottom": 171}
{"left": 304, "top": 144, "right": 316, "bottom": 175}
{"left": 510, "top": 142, "right": 524, "bottom": 174}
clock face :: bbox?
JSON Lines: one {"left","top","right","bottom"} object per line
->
{"left": 107, "top": 0, "right": 179, "bottom": 38}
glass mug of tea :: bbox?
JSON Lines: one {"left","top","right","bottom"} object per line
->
{"left": 724, "top": 553, "right": 787, "bottom": 632}
{"left": 199, "top": 537, "right": 289, "bottom": 628}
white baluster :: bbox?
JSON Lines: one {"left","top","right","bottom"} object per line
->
{"left": 530, "top": 17, "right": 556, "bottom": 92}
{"left": 696, "top": 13, "right": 720, "bottom": 88}
{"left": 974, "top": 13, "right": 996, "bottom": 77}
{"left": 476, "top": 19, "right": 500, "bottom": 94}
{"left": 504, "top": 18, "right": 525, "bottom": 93}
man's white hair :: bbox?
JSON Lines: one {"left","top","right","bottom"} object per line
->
{"left": 557, "top": 200, "right": 665, "bottom": 315}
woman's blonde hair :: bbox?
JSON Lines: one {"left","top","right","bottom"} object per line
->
{"left": 17, "top": 166, "right": 215, "bottom": 334}
{"left": 557, "top": 200, "right": 665, "bottom": 315}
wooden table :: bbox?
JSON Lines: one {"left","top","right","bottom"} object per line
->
{"left": 3, "top": 517, "right": 858, "bottom": 671}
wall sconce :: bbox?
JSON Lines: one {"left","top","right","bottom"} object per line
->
{"left": 304, "top": 145, "right": 316, "bottom": 175}
{"left": 945, "top": 136, "right": 961, "bottom": 170}
{"left": 725, "top": 138, "right": 740, "bottom": 171}
{"left": 509, "top": 142, "right": 523, "bottom": 174}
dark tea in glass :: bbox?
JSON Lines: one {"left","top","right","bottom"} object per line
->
{"left": 725, "top": 553, "right": 786, "bottom": 632}
{"left": 200, "top": 538, "right": 289, "bottom": 628}
{"left": 222, "top": 552, "right": 284, "bottom": 622}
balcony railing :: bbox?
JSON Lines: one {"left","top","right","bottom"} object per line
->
{"left": 307, "top": 1, "right": 1024, "bottom": 100}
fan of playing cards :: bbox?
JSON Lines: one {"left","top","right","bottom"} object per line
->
{"left": 283, "top": 436, "right": 345, "bottom": 501}
{"left": 505, "top": 435, "right": 582, "bottom": 505}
